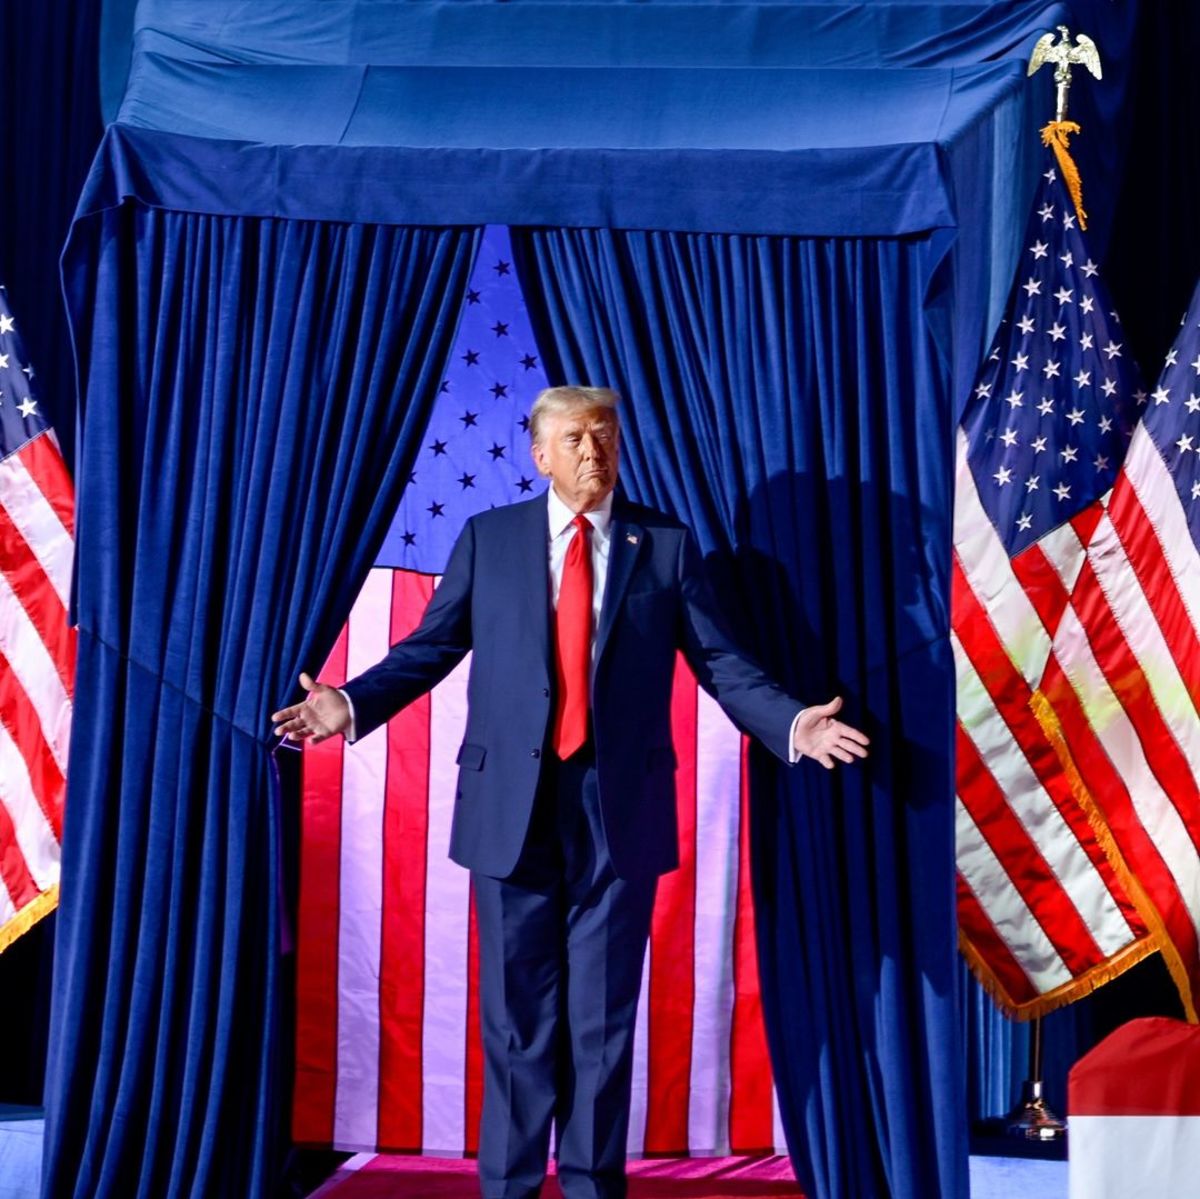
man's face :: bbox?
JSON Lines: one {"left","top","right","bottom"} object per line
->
{"left": 531, "top": 406, "right": 620, "bottom": 513}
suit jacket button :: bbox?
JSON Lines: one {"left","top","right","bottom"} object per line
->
{"left": 531, "top": 748, "right": 541, "bottom": 759}
{"left": 542, "top": 688, "right": 550, "bottom": 698}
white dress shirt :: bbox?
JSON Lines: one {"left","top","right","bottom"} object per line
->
{"left": 344, "top": 486, "right": 802, "bottom": 759}
{"left": 547, "top": 486, "right": 612, "bottom": 663}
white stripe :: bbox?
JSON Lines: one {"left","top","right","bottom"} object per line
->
{"left": 956, "top": 798, "right": 1073, "bottom": 992}
{"left": 0, "top": 876, "right": 15, "bottom": 924}
{"left": 627, "top": 939, "right": 651, "bottom": 1155}
{"left": 688, "top": 689, "right": 740, "bottom": 1155}
{"left": 333, "top": 569, "right": 393, "bottom": 1149}
{"left": 1038, "top": 518, "right": 1088, "bottom": 595}
{"left": 422, "top": 652, "right": 472, "bottom": 1152}
{"left": 1124, "top": 424, "right": 1200, "bottom": 646}
{"left": 954, "top": 431, "right": 1053, "bottom": 685}
{"left": 0, "top": 572, "right": 71, "bottom": 772}
{"left": 1087, "top": 510, "right": 1200, "bottom": 754}
{"left": 0, "top": 719, "right": 60, "bottom": 891}
{"left": 0, "top": 451, "right": 73, "bottom": 609}
{"left": 953, "top": 632, "right": 1132, "bottom": 957}
{"left": 1069, "top": 1116, "right": 1200, "bottom": 1199}
{"left": 1052, "top": 604, "right": 1200, "bottom": 939}
{"left": 772, "top": 1085, "right": 786, "bottom": 1155}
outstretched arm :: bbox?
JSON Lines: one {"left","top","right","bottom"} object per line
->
{"left": 269, "top": 517, "right": 477, "bottom": 744}
{"left": 678, "top": 530, "right": 868, "bottom": 769}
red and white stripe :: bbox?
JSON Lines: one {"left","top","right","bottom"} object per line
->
{"left": 1069, "top": 1017, "right": 1200, "bottom": 1199}
{"left": 294, "top": 568, "right": 783, "bottom": 1155}
{"left": 0, "top": 430, "right": 74, "bottom": 944}
{"left": 952, "top": 431, "right": 1153, "bottom": 1015}
{"left": 1045, "top": 425, "right": 1200, "bottom": 1007}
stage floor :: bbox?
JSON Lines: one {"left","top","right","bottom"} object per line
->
{"left": 311, "top": 1150, "right": 1069, "bottom": 1199}
{"left": 0, "top": 1107, "right": 43, "bottom": 1199}
{"left": 0, "top": 1113, "right": 1069, "bottom": 1199}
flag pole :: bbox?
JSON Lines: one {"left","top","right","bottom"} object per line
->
{"left": 999, "top": 28, "right": 1106, "bottom": 1142}
{"left": 1005, "top": 1016, "right": 1067, "bottom": 1141}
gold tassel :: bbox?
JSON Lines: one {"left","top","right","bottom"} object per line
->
{"left": 1040, "top": 120, "right": 1088, "bottom": 230}
{"left": 0, "top": 885, "right": 59, "bottom": 955}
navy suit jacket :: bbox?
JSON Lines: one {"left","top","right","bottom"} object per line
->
{"left": 343, "top": 493, "right": 799, "bottom": 879}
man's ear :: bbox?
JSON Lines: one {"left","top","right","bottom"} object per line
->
{"left": 531, "top": 440, "right": 550, "bottom": 477}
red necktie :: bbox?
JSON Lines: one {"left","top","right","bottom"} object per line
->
{"left": 553, "top": 514, "right": 593, "bottom": 758}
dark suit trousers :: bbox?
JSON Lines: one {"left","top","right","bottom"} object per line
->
{"left": 472, "top": 751, "right": 658, "bottom": 1199}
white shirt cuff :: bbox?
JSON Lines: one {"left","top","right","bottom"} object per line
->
{"left": 788, "top": 709, "right": 804, "bottom": 764}
{"left": 338, "top": 688, "right": 357, "bottom": 742}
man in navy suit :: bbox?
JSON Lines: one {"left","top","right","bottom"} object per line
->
{"left": 273, "top": 386, "right": 868, "bottom": 1199}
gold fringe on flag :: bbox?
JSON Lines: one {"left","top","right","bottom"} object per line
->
{"left": 0, "top": 885, "right": 59, "bottom": 955}
{"left": 1040, "top": 120, "right": 1088, "bottom": 230}
{"left": 960, "top": 927, "right": 1161, "bottom": 1022}
{"left": 1030, "top": 690, "right": 1197, "bottom": 1023}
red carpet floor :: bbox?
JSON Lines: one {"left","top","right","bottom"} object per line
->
{"left": 316, "top": 1154, "right": 804, "bottom": 1198}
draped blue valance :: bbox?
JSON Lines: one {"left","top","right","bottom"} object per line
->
{"left": 121, "top": 0, "right": 1068, "bottom": 70}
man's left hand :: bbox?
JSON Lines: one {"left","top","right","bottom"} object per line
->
{"left": 792, "top": 696, "right": 869, "bottom": 769}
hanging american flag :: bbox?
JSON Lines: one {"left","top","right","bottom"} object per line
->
{"left": 293, "top": 227, "right": 783, "bottom": 1154}
{"left": 1045, "top": 277, "right": 1200, "bottom": 1019}
{"left": 953, "top": 157, "right": 1166, "bottom": 1017}
{"left": 0, "top": 286, "right": 74, "bottom": 952}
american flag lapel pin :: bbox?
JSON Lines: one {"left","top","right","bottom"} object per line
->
{"left": 626, "top": 532, "right": 639, "bottom": 545}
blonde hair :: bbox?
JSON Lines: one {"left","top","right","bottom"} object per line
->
{"left": 528, "top": 386, "right": 620, "bottom": 443}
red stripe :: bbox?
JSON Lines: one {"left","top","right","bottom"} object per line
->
{"left": 644, "top": 655, "right": 698, "bottom": 1153}
{"left": 729, "top": 737, "right": 774, "bottom": 1153}
{"left": 957, "top": 873, "right": 1040, "bottom": 1006}
{"left": 1039, "top": 655, "right": 1200, "bottom": 986}
{"left": 956, "top": 723, "right": 1107, "bottom": 973}
{"left": 0, "top": 645, "right": 65, "bottom": 838}
{"left": 1108, "top": 476, "right": 1200, "bottom": 712}
{"left": 952, "top": 557, "right": 1141, "bottom": 923}
{"left": 1069, "top": 503, "right": 1104, "bottom": 549}
{"left": 1070, "top": 1016, "right": 1200, "bottom": 1115}
{"left": 1010, "top": 541, "right": 1074, "bottom": 638}
{"left": 17, "top": 433, "right": 75, "bottom": 537}
{"left": 464, "top": 883, "right": 484, "bottom": 1157}
{"left": 1069, "top": 557, "right": 1200, "bottom": 856}
{"left": 292, "top": 625, "right": 349, "bottom": 1145}
{"left": 377, "top": 572, "right": 434, "bottom": 1150}
{"left": 0, "top": 500, "right": 75, "bottom": 695}
{"left": 0, "top": 791, "right": 41, "bottom": 911}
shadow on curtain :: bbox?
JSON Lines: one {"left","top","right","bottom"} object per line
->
{"left": 513, "top": 227, "right": 966, "bottom": 1199}
{"left": 42, "top": 202, "right": 478, "bottom": 1199}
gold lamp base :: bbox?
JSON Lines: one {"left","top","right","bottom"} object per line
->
{"left": 1005, "top": 1081, "right": 1067, "bottom": 1141}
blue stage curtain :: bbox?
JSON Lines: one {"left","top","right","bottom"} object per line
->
{"left": 513, "top": 227, "right": 966, "bottom": 1199}
{"left": 42, "top": 203, "right": 479, "bottom": 1199}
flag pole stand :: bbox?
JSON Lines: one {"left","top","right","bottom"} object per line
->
{"left": 1005, "top": 1016, "right": 1067, "bottom": 1141}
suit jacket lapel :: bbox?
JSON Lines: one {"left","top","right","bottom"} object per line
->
{"left": 516, "top": 496, "right": 553, "bottom": 675}
{"left": 595, "top": 501, "right": 644, "bottom": 667}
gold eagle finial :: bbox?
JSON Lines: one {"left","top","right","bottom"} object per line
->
{"left": 1028, "top": 25, "right": 1102, "bottom": 122}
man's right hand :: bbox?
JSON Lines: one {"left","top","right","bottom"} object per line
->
{"left": 271, "top": 672, "right": 351, "bottom": 744}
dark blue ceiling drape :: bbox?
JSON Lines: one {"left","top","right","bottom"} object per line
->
{"left": 512, "top": 227, "right": 964, "bottom": 1199}
{"left": 42, "top": 203, "right": 478, "bottom": 1199}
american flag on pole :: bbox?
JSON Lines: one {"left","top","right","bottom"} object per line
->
{"left": 953, "top": 157, "right": 1170, "bottom": 1018}
{"left": 1045, "top": 277, "right": 1200, "bottom": 1020}
{"left": 293, "top": 227, "right": 783, "bottom": 1154}
{"left": 0, "top": 286, "right": 74, "bottom": 952}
